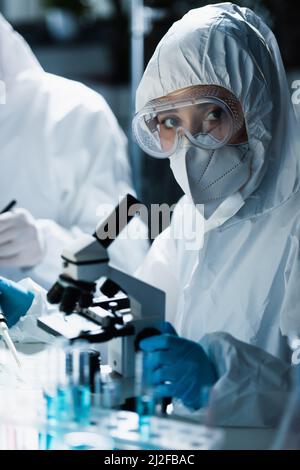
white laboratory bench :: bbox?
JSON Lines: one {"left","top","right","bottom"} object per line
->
{"left": 0, "top": 342, "right": 278, "bottom": 451}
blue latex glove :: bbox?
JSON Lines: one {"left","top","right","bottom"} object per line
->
{"left": 139, "top": 322, "right": 218, "bottom": 410}
{"left": 0, "top": 277, "right": 34, "bottom": 328}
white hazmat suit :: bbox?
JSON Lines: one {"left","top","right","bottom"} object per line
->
{"left": 135, "top": 3, "right": 300, "bottom": 426}
{"left": 0, "top": 14, "right": 148, "bottom": 288}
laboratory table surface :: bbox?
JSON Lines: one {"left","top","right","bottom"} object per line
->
{"left": 0, "top": 342, "right": 278, "bottom": 451}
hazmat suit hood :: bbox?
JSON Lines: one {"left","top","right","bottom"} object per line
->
{"left": 0, "top": 13, "right": 42, "bottom": 83}
{"left": 136, "top": 2, "right": 300, "bottom": 226}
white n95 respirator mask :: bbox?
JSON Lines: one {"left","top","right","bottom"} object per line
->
{"left": 170, "top": 143, "right": 251, "bottom": 205}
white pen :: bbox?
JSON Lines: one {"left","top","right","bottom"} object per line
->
{"left": 0, "top": 313, "right": 21, "bottom": 368}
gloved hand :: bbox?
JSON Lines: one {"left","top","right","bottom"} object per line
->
{"left": 0, "top": 277, "right": 34, "bottom": 328}
{"left": 0, "top": 209, "right": 45, "bottom": 268}
{"left": 140, "top": 322, "right": 218, "bottom": 410}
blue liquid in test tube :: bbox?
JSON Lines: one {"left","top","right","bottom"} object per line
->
{"left": 135, "top": 352, "right": 156, "bottom": 438}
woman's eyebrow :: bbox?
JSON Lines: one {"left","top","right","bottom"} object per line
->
{"left": 157, "top": 110, "right": 179, "bottom": 119}
{"left": 157, "top": 109, "right": 180, "bottom": 118}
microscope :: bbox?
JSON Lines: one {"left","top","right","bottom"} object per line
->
{"left": 37, "top": 194, "right": 165, "bottom": 379}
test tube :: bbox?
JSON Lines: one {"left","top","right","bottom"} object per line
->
{"left": 91, "top": 371, "right": 102, "bottom": 416}
{"left": 38, "top": 339, "right": 73, "bottom": 449}
{"left": 56, "top": 345, "right": 73, "bottom": 423}
{"left": 101, "top": 371, "right": 121, "bottom": 410}
{"left": 71, "top": 346, "right": 92, "bottom": 424}
{"left": 135, "top": 351, "right": 156, "bottom": 437}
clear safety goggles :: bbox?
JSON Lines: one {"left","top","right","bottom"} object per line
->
{"left": 133, "top": 86, "right": 244, "bottom": 158}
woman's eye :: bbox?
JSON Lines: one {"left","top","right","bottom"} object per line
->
{"left": 162, "top": 117, "right": 179, "bottom": 129}
{"left": 206, "top": 108, "right": 223, "bottom": 121}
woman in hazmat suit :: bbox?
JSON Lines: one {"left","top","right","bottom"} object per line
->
{"left": 132, "top": 3, "right": 300, "bottom": 427}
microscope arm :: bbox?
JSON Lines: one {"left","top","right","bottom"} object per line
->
{"left": 104, "top": 266, "right": 165, "bottom": 323}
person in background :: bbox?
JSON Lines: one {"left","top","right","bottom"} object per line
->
{"left": 0, "top": 14, "right": 148, "bottom": 289}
